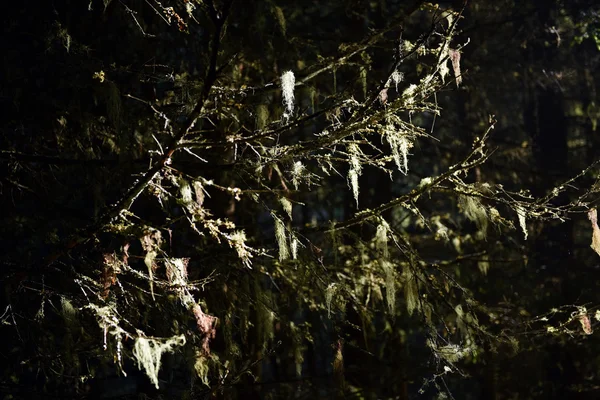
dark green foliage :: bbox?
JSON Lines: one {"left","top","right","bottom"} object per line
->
{"left": 2, "top": 1, "right": 600, "bottom": 399}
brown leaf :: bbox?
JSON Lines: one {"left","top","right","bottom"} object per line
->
{"left": 449, "top": 49, "right": 462, "bottom": 87}
{"left": 333, "top": 339, "right": 345, "bottom": 392}
{"left": 379, "top": 88, "right": 388, "bottom": 105}
{"left": 579, "top": 314, "right": 593, "bottom": 335}
{"left": 587, "top": 209, "right": 600, "bottom": 256}
{"left": 193, "top": 304, "right": 217, "bottom": 354}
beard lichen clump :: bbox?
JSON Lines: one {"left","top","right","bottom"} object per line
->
{"left": 133, "top": 335, "right": 186, "bottom": 389}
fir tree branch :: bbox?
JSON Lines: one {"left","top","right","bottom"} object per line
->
{"left": 44, "top": 0, "right": 234, "bottom": 266}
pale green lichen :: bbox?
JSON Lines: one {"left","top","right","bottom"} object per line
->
{"left": 144, "top": 250, "right": 157, "bottom": 300}
{"left": 290, "top": 234, "right": 299, "bottom": 260}
{"left": 347, "top": 143, "right": 362, "bottom": 207}
{"left": 459, "top": 195, "right": 488, "bottom": 237}
{"left": 281, "top": 70, "right": 295, "bottom": 119}
{"left": 280, "top": 197, "right": 293, "bottom": 220}
{"left": 404, "top": 273, "right": 418, "bottom": 316}
{"left": 273, "top": 214, "right": 288, "bottom": 261}
{"left": 383, "top": 123, "right": 412, "bottom": 175}
{"left": 478, "top": 254, "right": 490, "bottom": 275}
{"left": 133, "top": 335, "right": 186, "bottom": 389}
{"left": 227, "top": 230, "right": 253, "bottom": 268}
{"left": 325, "top": 283, "right": 337, "bottom": 318}
{"left": 381, "top": 260, "right": 396, "bottom": 314}
{"left": 375, "top": 221, "right": 390, "bottom": 259}
{"left": 194, "top": 353, "right": 211, "bottom": 387}
{"left": 516, "top": 206, "right": 528, "bottom": 240}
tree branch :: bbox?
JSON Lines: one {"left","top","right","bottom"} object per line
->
{"left": 44, "top": 0, "right": 234, "bottom": 265}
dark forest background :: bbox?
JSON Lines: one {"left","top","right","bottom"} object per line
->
{"left": 2, "top": 0, "right": 600, "bottom": 399}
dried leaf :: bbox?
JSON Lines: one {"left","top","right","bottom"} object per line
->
{"left": 192, "top": 304, "right": 218, "bottom": 354}
{"left": 579, "top": 314, "right": 593, "bottom": 335}
{"left": 449, "top": 49, "right": 462, "bottom": 86}
{"left": 333, "top": 339, "right": 345, "bottom": 392}
{"left": 588, "top": 209, "right": 600, "bottom": 256}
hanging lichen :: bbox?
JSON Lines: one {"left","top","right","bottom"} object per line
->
{"left": 256, "top": 287, "right": 275, "bottom": 350}
{"left": 281, "top": 70, "right": 295, "bottom": 120}
{"left": 271, "top": 6, "right": 286, "bottom": 36}
{"left": 516, "top": 205, "right": 528, "bottom": 241}
{"left": 280, "top": 197, "right": 293, "bottom": 220}
{"left": 60, "top": 297, "right": 77, "bottom": 327}
{"left": 459, "top": 195, "right": 489, "bottom": 236}
{"left": 166, "top": 258, "right": 189, "bottom": 289}
{"left": 194, "top": 352, "right": 211, "bottom": 387}
{"left": 454, "top": 304, "right": 478, "bottom": 344}
{"left": 290, "top": 161, "right": 305, "bottom": 190}
{"left": 390, "top": 70, "right": 403, "bottom": 92}
{"left": 133, "top": 335, "right": 186, "bottom": 389}
{"left": 325, "top": 283, "right": 337, "bottom": 318}
{"left": 403, "top": 265, "right": 419, "bottom": 316}
{"left": 226, "top": 230, "right": 253, "bottom": 268}
{"left": 273, "top": 213, "right": 289, "bottom": 261}
{"left": 140, "top": 229, "right": 163, "bottom": 301}
{"left": 375, "top": 221, "right": 390, "bottom": 259}
{"left": 333, "top": 66, "right": 337, "bottom": 94}
{"left": 381, "top": 260, "right": 396, "bottom": 314}
{"left": 256, "top": 104, "right": 269, "bottom": 129}
{"left": 437, "top": 343, "right": 471, "bottom": 363}
{"left": 290, "top": 233, "right": 299, "bottom": 260}
{"left": 290, "top": 322, "right": 307, "bottom": 378}
{"left": 384, "top": 123, "right": 413, "bottom": 175}
{"left": 144, "top": 250, "right": 157, "bottom": 301}
{"left": 478, "top": 254, "right": 490, "bottom": 276}
{"left": 180, "top": 177, "right": 193, "bottom": 203}
{"left": 360, "top": 66, "right": 367, "bottom": 100}
{"left": 193, "top": 180, "right": 205, "bottom": 207}
{"left": 347, "top": 143, "right": 362, "bottom": 207}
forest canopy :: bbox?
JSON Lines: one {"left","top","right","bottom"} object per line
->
{"left": 2, "top": 0, "right": 600, "bottom": 399}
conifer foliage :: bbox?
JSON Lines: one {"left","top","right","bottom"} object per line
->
{"left": 2, "top": 0, "right": 600, "bottom": 398}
